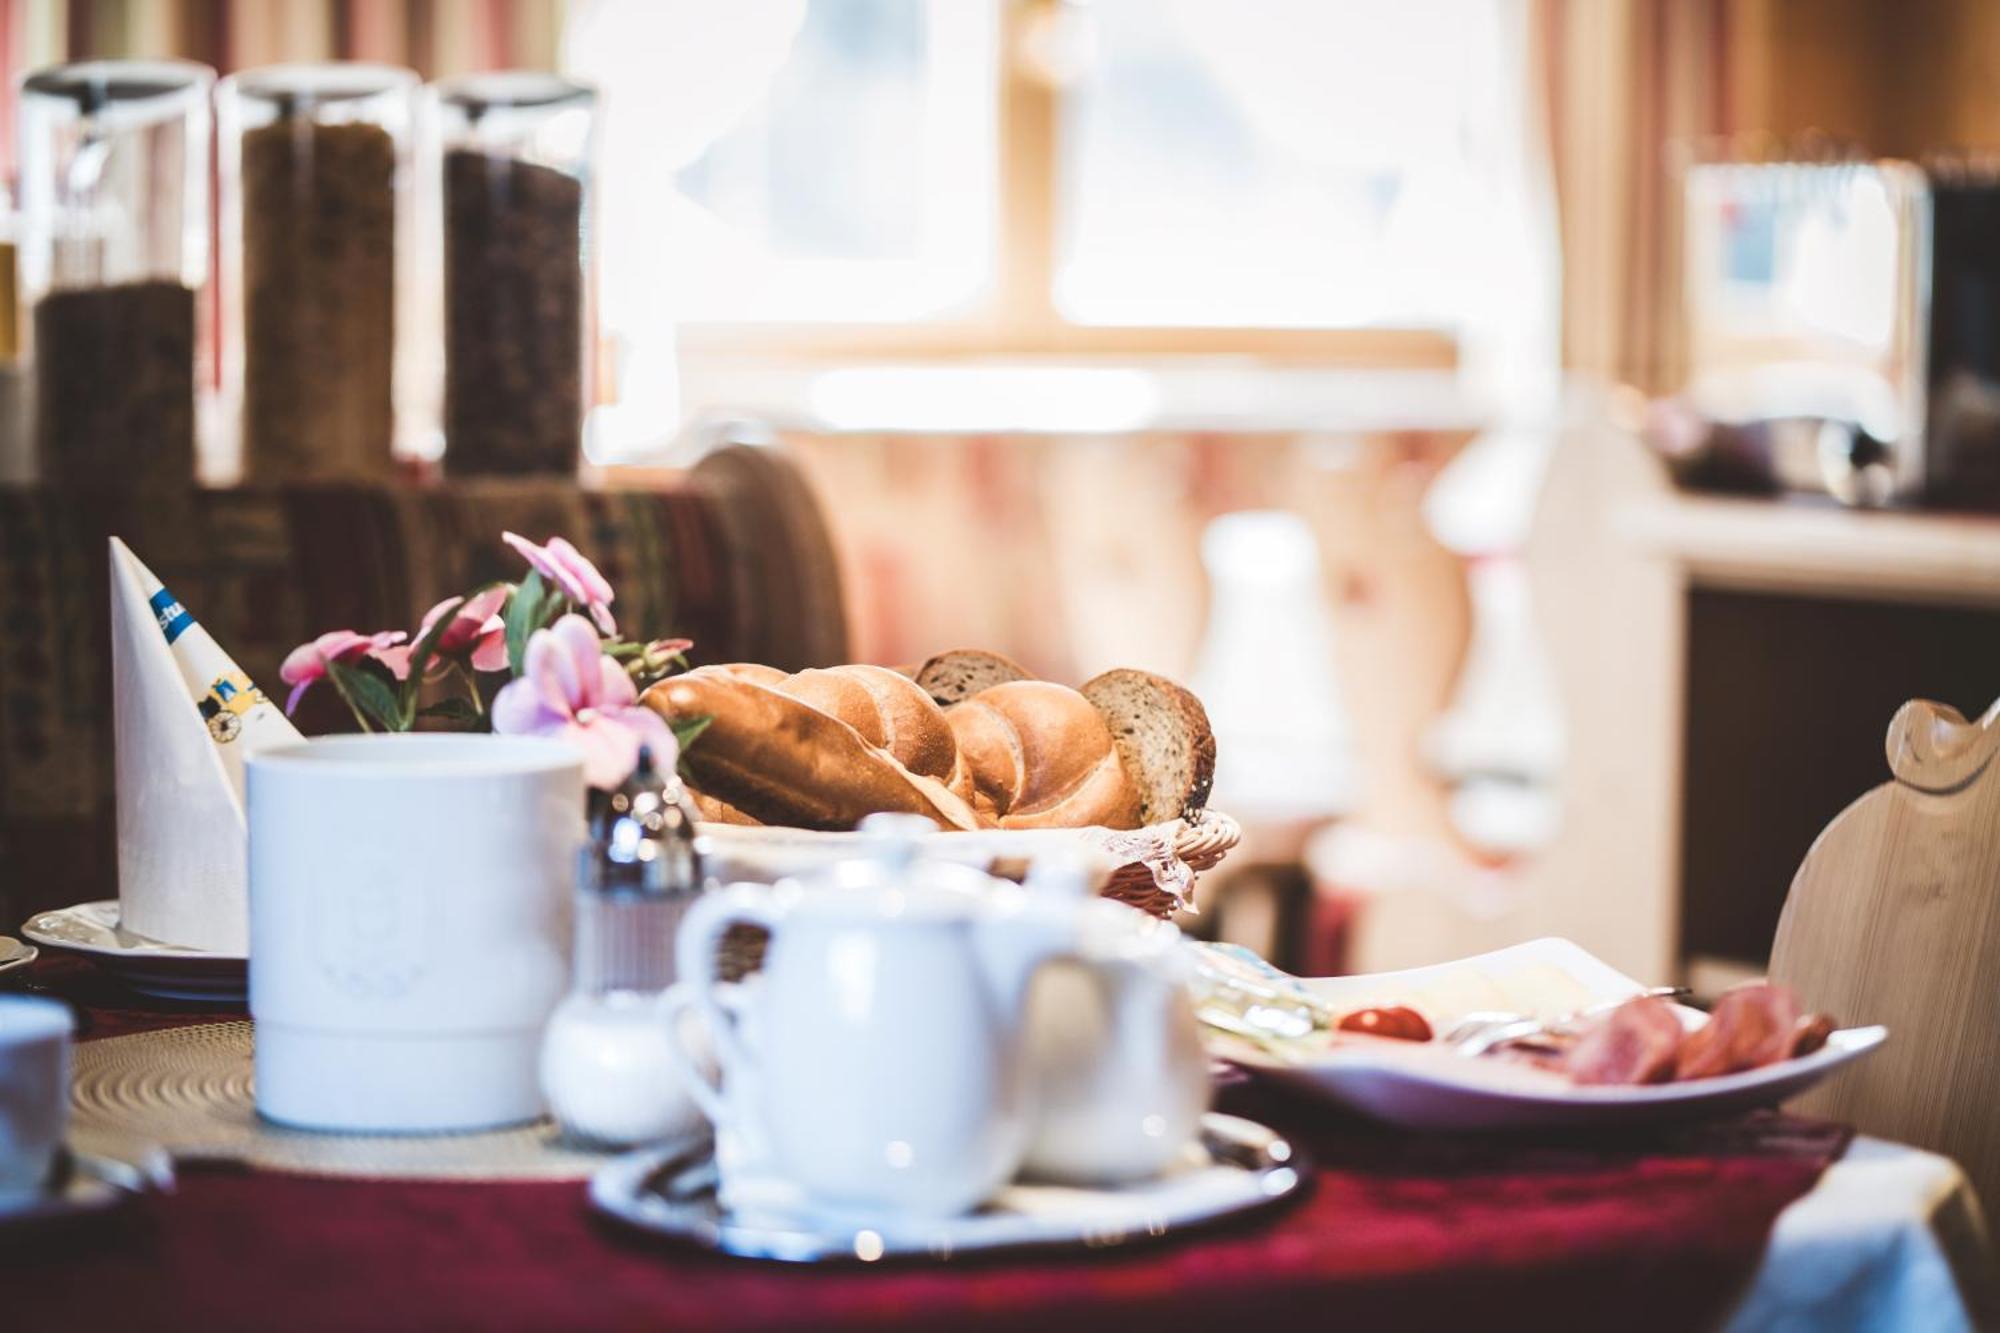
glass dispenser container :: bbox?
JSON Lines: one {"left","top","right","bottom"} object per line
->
{"left": 433, "top": 72, "right": 596, "bottom": 476}
{"left": 539, "top": 748, "right": 706, "bottom": 1146}
{"left": 219, "top": 63, "right": 417, "bottom": 481}
{"left": 18, "top": 60, "right": 211, "bottom": 484}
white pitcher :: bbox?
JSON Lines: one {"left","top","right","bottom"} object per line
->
{"left": 666, "top": 817, "right": 1208, "bottom": 1220}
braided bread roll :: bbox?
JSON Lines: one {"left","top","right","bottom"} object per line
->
{"left": 945, "top": 681, "right": 1142, "bottom": 829}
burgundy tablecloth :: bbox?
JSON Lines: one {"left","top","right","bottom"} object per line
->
{"left": 4, "top": 958, "right": 1853, "bottom": 1332}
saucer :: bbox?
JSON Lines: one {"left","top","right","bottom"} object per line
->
{"left": 590, "top": 1113, "right": 1305, "bottom": 1262}
{"left": 20, "top": 902, "right": 245, "bottom": 1002}
{"left": 0, "top": 935, "right": 36, "bottom": 978}
{"left": 0, "top": 1147, "right": 169, "bottom": 1234}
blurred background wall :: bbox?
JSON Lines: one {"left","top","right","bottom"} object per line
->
{"left": 7, "top": 0, "right": 1999, "bottom": 990}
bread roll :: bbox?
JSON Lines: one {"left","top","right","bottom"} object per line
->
{"left": 946, "top": 681, "right": 1142, "bottom": 830}
{"left": 644, "top": 672, "right": 981, "bottom": 832}
{"left": 772, "top": 665, "right": 975, "bottom": 805}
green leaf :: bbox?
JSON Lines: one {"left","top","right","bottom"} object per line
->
{"left": 670, "top": 713, "right": 712, "bottom": 751}
{"left": 504, "top": 570, "right": 549, "bottom": 677}
{"left": 327, "top": 660, "right": 405, "bottom": 733}
{"left": 417, "top": 697, "right": 482, "bottom": 727}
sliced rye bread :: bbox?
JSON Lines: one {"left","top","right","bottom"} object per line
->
{"left": 1080, "top": 668, "right": 1216, "bottom": 825}
{"left": 914, "top": 648, "right": 1032, "bottom": 706}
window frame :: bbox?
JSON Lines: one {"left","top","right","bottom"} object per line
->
{"left": 673, "top": 0, "right": 1459, "bottom": 370}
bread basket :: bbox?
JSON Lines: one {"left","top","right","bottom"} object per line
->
{"left": 702, "top": 810, "right": 1240, "bottom": 980}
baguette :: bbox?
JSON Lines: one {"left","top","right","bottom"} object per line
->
{"left": 644, "top": 672, "right": 981, "bottom": 832}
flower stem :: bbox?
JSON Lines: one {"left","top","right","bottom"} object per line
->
{"left": 327, "top": 669, "right": 376, "bottom": 734}
{"left": 456, "top": 662, "right": 486, "bottom": 718}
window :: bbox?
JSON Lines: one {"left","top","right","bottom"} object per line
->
{"left": 568, "top": 0, "right": 1529, "bottom": 416}
{"left": 1056, "top": 0, "right": 1500, "bottom": 330}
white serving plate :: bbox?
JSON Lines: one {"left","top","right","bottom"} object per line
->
{"left": 20, "top": 901, "right": 245, "bottom": 1002}
{"left": 0, "top": 935, "right": 36, "bottom": 977}
{"left": 592, "top": 1113, "right": 1303, "bottom": 1262}
{"left": 1218, "top": 937, "right": 1886, "bottom": 1131}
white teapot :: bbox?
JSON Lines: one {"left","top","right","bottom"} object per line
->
{"left": 666, "top": 816, "right": 1208, "bottom": 1220}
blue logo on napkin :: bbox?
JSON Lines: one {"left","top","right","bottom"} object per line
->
{"left": 149, "top": 587, "right": 195, "bottom": 644}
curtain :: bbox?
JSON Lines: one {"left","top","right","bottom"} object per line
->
{"left": 1537, "top": 0, "right": 1736, "bottom": 395}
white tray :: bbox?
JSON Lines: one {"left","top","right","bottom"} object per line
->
{"left": 1216, "top": 937, "right": 1886, "bottom": 1131}
{"left": 590, "top": 1113, "right": 1303, "bottom": 1262}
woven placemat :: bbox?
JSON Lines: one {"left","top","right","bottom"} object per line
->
{"left": 69, "top": 1021, "right": 609, "bottom": 1181}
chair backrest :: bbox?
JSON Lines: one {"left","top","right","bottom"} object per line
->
{"left": 1769, "top": 695, "right": 2000, "bottom": 1209}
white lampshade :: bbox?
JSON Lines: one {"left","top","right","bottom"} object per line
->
{"left": 1187, "top": 510, "right": 1354, "bottom": 822}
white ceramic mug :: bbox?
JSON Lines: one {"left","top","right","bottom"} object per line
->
{"left": 247, "top": 734, "right": 584, "bottom": 1133}
{"left": 0, "top": 996, "right": 74, "bottom": 1200}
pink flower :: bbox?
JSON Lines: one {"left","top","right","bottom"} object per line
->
{"left": 503, "top": 532, "right": 616, "bottom": 635}
{"left": 376, "top": 585, "right": 513, "bottom": 680}
{"left": 279, "top": 630, "right": 409, "bottom": 714}
{"left": 491, "top": 614, "right": 676, "bottom": 788}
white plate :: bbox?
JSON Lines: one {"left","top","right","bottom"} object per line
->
{"left": 0, "top": 935, "right": 36, "bottom": 976}
{"left": 1219, "top": 937, "right": 1887, "bottom": 1131}
{"left": 20, "top": 901, "right": 245, "bottom": 1002}
{"left": 591, "top": 1113, "right": 1304, "bottom": 1262}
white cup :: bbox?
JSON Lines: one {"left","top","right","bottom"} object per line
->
{"left": 0, "top": 997, "right": 74, "bottom": 1201}
{"left": 247, "top": 734, "right": 584, "bottom": 1133}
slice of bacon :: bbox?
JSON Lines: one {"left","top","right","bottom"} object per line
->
{"left": 1563, "top": 995, "right": 1686, "bottom": 1085}
{"left": 1788, "top": 1012, "right": 1835, "bottom": 1059}
{"left": 1674, "top": 981, "right": 1802, "bottom": 1080}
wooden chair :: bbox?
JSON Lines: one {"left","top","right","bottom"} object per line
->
{"left": 1770, "top": 694, "right": 2000, "bottom": 1212}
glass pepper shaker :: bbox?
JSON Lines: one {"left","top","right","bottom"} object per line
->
{"left": 539, "top": 748, "right": 707, "bottom": 1147}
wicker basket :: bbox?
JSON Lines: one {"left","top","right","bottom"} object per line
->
{"left": 1100, "top": 810, "right": 1241, "bottom": 917}
{"left": 712, "top": 810, "right": 1240, "bottom": 981}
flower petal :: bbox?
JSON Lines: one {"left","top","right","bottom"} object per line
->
{"left": 280, "top": 640, "right": 328, "bottom": 686}
{"left": 373, "top": 644, "right": 414, "bottom": 681}
{"left": 416, "top": 597, "right": 458, "bottom": 639}
{"left": 597, "top": 656, "right": 638, "bottom": 707}
{"left": 521, "top": 627, "right": 576, "bottom": 719}
{"left": 611, "top": 703, "right": 679, "bottom": 771}
{"left": 491, "top": 675, "right": 563, "bottom": 736}
{"left": 468, "top": 630, "right": 511, "bottom": 674}
{"left": 546, "top": 538, "right": 614, "bottom": 605}
{"left": 462, "top": 585, "right": 513, "bottom": 622}
{"left": 563, "top": 717, "right": 644, "bottom": 790}
{"left": 550, "top": 614, "right": 605, "bottom": 707}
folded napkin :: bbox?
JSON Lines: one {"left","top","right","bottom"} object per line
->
{"left": 109, "top": 538, "right": 302, "bottom": 953}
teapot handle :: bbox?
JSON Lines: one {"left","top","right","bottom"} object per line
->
{"left": 663, "top": 883, "right": 788, "bottom": 1131}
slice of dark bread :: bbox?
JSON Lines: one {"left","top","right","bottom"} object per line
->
{"left": 915, "top": 648, "right": 1031, "bottom": 706}
{"left": 1080, "top": 669, "right": 1216, "bottom": 825}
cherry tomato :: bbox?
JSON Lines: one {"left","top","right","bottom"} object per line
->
{"left": 1335, "top": 1006, "right": 1433, "bottom": 1042}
